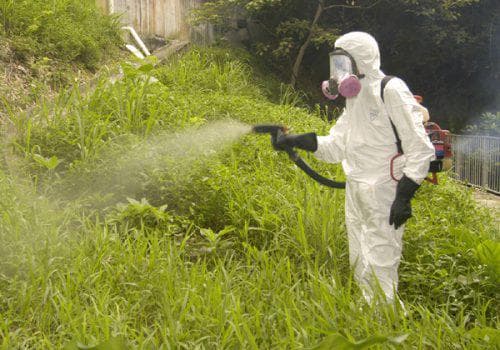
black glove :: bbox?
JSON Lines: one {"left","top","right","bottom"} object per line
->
{"left": 389, "top": 175, "right": 420, "bottom": 229}
{"left": 272, "top": 132, "right": 318, "bottom": 152}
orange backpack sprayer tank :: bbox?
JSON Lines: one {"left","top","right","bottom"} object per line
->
{"left": 425, "top": 121, "right": 453, "bottom": 184}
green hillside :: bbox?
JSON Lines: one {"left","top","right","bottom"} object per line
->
{"left": 0, "top": 2, "right": 498, "bottom": 348}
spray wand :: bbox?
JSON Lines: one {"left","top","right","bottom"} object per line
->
{"left": 252, "top": 124, "right": 346, "bottom": 189}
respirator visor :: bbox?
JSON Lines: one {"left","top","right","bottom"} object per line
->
{"left": 329, "top": 51, "right": 354, "bottom": 81}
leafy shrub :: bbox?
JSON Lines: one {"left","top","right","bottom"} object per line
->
{"left": 0, "top": 0, "right": 122, "bottom": 69}
{"left": 109, "top": 198, "right": 173, "bottom": 232}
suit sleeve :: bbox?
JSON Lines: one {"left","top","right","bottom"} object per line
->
{"left": 384, "top": 78, "right": 435, "bottom": 184}
{"left": 313, "top": 109, "right": 348, "bottom": 164}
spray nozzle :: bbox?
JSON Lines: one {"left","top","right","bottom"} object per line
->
{"left": 252, "top": 124, "right": 288, "bottom": 137}
{"left": 252, "top": 124, "right": 291, "bottom": 153}
{"left": 251, "top": 124, "right": 346, "bottom": 189}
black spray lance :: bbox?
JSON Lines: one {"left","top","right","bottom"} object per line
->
{"left": 252, "top": 124, "right": 346, "bottom": 189}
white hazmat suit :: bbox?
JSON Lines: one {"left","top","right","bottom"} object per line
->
{"left": 314, "top": 32, "right": 435, "bottom": 303}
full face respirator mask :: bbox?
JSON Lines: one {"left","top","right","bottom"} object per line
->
{"left": 322, "top": 48, "right": 365, "bottom": 100}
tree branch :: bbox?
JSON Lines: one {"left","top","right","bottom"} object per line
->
{"left": 323, "top": 0, "right": 382, "bottom": 11}
{"left": 290, "top": 1, "right": 324, "bottom": 86}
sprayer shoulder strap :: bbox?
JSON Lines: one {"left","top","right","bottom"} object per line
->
{"left": 381, "top": 75, "right": 403, "bottom": 154}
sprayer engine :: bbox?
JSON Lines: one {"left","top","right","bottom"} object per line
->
{"left": 426, "top": 122, "right": 452, "bottom": 159}
{"left": 424, "top": 122, "right": 453, "bottom": 183}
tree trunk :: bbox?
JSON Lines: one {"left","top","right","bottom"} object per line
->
{"left": 290, "top": 2, "right": 324, "bottom": 87}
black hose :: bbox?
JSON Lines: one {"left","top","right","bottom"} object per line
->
{"left": 286, "top": 148, "right": 346, "bottom": 189}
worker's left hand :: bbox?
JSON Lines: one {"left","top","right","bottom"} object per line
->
{"left": 389, "top": 198, "right": 412, "bottom": 229}
{"left": 389, "top": 175, "right": 420, "bottom": 229}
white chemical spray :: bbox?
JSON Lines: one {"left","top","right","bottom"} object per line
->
{"left": 64, "top": 119, "right": 253, "bottom": 203}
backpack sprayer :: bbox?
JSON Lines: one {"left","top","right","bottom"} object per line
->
{"left": 252, "top": 124, "right": 346, "bottom": 189}
{"left": 252, "top": 77, "right": 452, "bottom": 189}
{"left": 252, "top": 81, "right": 452, "bottom": 188}
{"left": 252, "top": 121, "right": 452, "bottom": 188}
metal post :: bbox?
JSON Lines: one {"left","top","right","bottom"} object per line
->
{"left": 482, "top": 137, "right": 488, "bottom": 188}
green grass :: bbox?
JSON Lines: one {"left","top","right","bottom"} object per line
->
{"left": 0, "top": 47, "right": 498, "bottom": 349}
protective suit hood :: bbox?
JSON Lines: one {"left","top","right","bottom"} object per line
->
{"left": 335, "top": 32, "right": 383, "bottom": 80}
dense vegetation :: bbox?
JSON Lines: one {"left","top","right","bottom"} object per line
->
{"left": 0, "top": 1, "right": 498, "bottom": 348}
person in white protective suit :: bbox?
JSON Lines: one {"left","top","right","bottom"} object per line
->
{"left": 274, "top": 32, "right": 435, "bottom": 304}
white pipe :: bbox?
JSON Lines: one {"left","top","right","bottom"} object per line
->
{"left": 122, "top": 26, "right": 151, "bottom": 57}
{"left": 125, "top": 44, "right": 145, "bottom": 59}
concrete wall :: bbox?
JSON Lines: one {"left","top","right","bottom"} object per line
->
{"left": 97, "top": 0, "right": 213, "bottom": 44}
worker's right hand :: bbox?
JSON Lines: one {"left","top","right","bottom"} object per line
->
{"left": 272, "top": 132, "right": 318, "bottom": 152}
